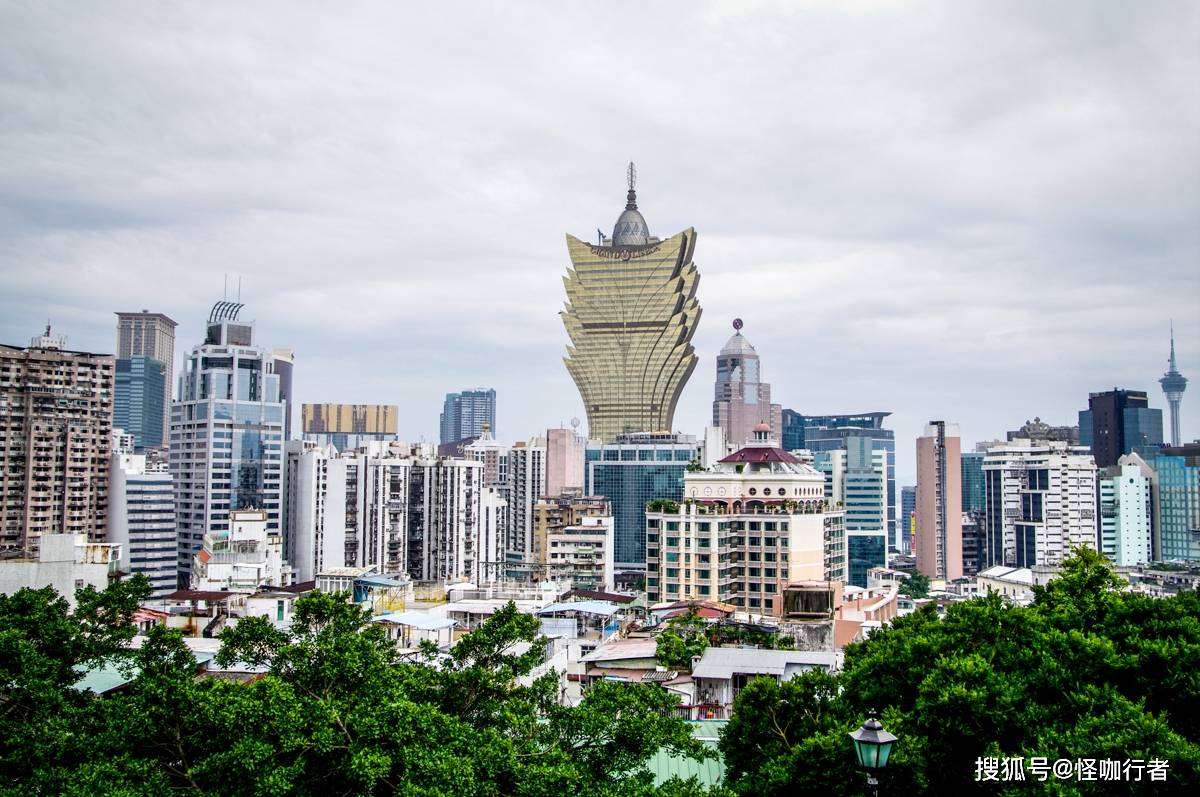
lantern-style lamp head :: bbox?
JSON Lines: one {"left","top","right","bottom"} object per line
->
{"left": 849, "top": 712, "right": 898, "bottom": 770}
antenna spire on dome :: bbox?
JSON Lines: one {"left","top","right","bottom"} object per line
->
{"left": 625, "top": 161, "right": 638, "bottom": 210}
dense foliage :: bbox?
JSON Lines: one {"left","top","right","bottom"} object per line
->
{"left": 720, "top": 548, "right": 1200, "bottom": 795}
{"left": 898, "top": 571, "right": 931, "bottom": 599}
{"left": 0, "top": 580, "right": 715, "bottom": 796}
{"left": 654, "top": 608, "right": 710, "bottom": 670}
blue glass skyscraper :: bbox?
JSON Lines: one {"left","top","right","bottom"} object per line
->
{"left": 585, "top": 432, "right": 699, "bottom": 570}
{"left": 440, "top": 388, "right": 497, "bottom": 444}
{"left": 784, "top": 411, "right": 896, "bottom": 551}
{"left": 170, "top": 302, "right": 286, "bottom": 583}
{"left": 114, "top": 355, "right": 167, "bottom": 450}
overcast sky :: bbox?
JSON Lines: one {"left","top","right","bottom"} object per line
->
{"left": 2, "top": 1, "right": 1197, "bottom": 487}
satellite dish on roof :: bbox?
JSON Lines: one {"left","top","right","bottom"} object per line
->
{"left": 571, "top": 417, "right": 581, "bottom": 430}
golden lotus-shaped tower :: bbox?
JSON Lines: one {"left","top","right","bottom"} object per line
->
{"left": 561, "top": 164, "right": 702, "bottom": 442}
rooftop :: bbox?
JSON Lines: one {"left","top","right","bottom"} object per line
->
{"left": 691, "top": 647, "right": 838, "bottom": 680}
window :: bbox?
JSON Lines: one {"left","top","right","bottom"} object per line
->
{"left": 748, "top": 488, "right": 757, "bottom": 496}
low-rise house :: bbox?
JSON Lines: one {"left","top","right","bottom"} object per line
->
{"left": 690, "top": 647, "right": 839, "bottom": 719}
{"left": 579, "top": 637, "right": 661, "bottom": 686}
{"left": 162, "top": 590, "right": 245, "bottom": 637}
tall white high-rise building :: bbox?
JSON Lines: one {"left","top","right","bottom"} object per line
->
{"left": 108, "top": 444, "right": 178, "bottom": 597}
{"left": 1098, "top": 454, "right": 1154, "bottom": 567}
{"left": 505, "top": 437, "right": 547, "bottom": 565}
{"left": 284, "top": 441, "right": 503, "bottom": 585}
{"left": 982, "top": 439, "right": 1097, "bottom": 569}
{"left": 169, "top": 303, "right": 287, "bottom": 582}
{"left": 464, "top": 424, "right": 510, "bottom": 487}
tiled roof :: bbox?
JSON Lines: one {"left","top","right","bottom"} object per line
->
{"left": 718, "top": 446, "right": 800, "bottom": 464}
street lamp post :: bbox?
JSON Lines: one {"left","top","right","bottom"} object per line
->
{"left": 849, "top": 711, "right": 897, "bottom": 796}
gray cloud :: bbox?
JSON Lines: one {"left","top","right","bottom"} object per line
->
{"left": 1, "top": 1, "right": 1197, "bottom": 485}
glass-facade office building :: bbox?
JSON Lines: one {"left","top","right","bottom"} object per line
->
{"left": 813, "top": 435, "right": 887, "bottom": 587}
{"left": 169, "top": 306, "right": 286, "bottom": 583}
{"left": 961, "top": 451, "right": 986, "bottom": 514}
{"left": 787, "top": 414, "right": 896, "bottom": 551}
{"left": 114, "top": 355, "right": 168, "bottom": 450}
{"left": 1152, "top": 445, "right": 1200, "bottom": 562}
{"left": 440, "top": 389, "right": 497, "bottom": 444}
{"left": 585, "top": 433, "right": 699, "bottom": 569}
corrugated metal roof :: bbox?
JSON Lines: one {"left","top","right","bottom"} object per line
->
{"left": 373, "top": 611, "right": 457, "bottom": 631}
{"left": 691, "top": 648, "right": 837, "bottom": 680}
{"left": 581, "top": 637, "right": 659, "bottom": 662}
{"left": 647, "top": 721, "right": 728, "bottom": 786}
{"left": 537, "top": 600, "right": 621, "bottom": 617}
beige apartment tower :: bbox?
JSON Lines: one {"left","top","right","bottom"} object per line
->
{"left": 561, "top": 164, "right": 702, "bottom": 442}
{"left": 915, "top": 421, "right": 963, "bottom": 581}
{"left": 1, "top": 330, "right": 115, "bottom": 553}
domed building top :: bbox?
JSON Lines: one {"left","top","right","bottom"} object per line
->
{"left": 612, "top": 162, "right": 650, "bottom": 246}
{"left": 720, "top": 331, "right": 757, "bottom": 356}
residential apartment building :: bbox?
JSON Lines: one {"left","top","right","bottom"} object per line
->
{"left": 533, "top": 493, "right": 613, "bottom": 590}
{"left": 545, "top": 426, "right": 585, "bottom": 497}
{"left": 464, "top": 424, "right": 509, "bottom": 487}
{"left": 506, "top": 437, "right": 547, "bottom": 567}
{"left": 645, "top": 426, "right": 846, "bottom": 610}
{"left": 0, "top": 533, "right": 121, "bottom": 609}
{"left": 284, "top": 441, "right": 504, "bottom": 585}
{"left": 169, "top": 304, "right": 286, "bottom": 583}
{"left": 546, "top": 515, "right": 615, "bottom": 593}
{"left": 982, "top": 439, "right": 1098, "bottom": 569}
{"left": 1098, "top": 455, "right": 1153, "bottom": 567}
{"left": 0, "top": 329, "right": 114, "bottom": 553}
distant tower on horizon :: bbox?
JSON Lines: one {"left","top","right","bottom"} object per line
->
{"left": 561, "top": 163, "right": 701, "bottom": 442}
{"left": 1160, "top": 323, "right": 1188, "bottom": 447}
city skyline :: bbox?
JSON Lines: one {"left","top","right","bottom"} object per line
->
{"left": 1, "top": 3, "right": 1197, "bottom": 488}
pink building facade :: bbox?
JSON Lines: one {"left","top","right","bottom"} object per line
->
{"left": 545, "top": 427, "right": 585, "bottom": 497}
{"left": 916, "top": 421, "right": 963, "bottom": 581}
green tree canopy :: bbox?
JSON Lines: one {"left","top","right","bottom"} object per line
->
{"left": 898, "top": 571, "right": 930, "bottom": 599}
{"left": 720, "top": 548, "right": 1200, "bottom": 795}
{"left": 1, "top": 584, "right": 720, "bottom": 796}
{"left": 655, "top": 607, "right": 710, "bottom": 671}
